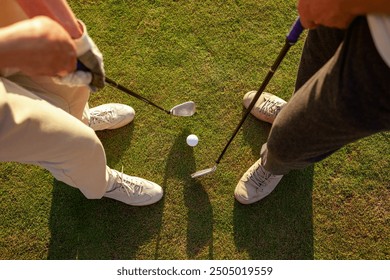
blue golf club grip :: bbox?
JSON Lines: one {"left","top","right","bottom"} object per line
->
{"left": 286, "top": 17, "right": 304, "bottom": 44}
{"left": 77, "top": 60, "right": 89, "bottom": 72}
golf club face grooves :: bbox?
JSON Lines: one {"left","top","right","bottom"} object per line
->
{"left": 170, "top": 101, "right": 196, "bottom": 116}
{"left": 191, "top": 166, "right": 217, "bottom": 178}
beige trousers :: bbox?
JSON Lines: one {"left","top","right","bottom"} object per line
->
{"left": 0, "top": 74, "right": 110, "bottom": 199}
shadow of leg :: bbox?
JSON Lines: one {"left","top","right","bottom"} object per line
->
{"left": 233, "top": 166, "right": 314, "bottom": 259}
{"left": 156, "top": 129, "right": 214, "bottom": 259}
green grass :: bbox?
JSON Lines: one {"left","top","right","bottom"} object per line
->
{"left": 0, "top": 0, "right": 389, "bottom": 260}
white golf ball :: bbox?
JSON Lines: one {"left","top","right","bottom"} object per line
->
{"left": 186, "top": 134, "right": 199, "bottom": 147}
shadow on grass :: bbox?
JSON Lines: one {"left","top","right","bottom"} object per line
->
{"left": 94, "top": 123, "right": 134, "bottom": 166}
{"left": 158, "top": 128, "right": 213, "bottom": 259}
{"left": 233, "top": 167, "right": 314, "bottom": 259}
{"left": 242, "top": 114, "right": 271, "bottom": 156}
{"left": 234, "top": 113, "right": 314, "bottom": 259}
{"left": 47, "top": 124, "right": 164, "bottom": 259}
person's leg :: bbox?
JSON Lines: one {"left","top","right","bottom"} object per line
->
{"left": 236, "top": 17, "right": 390, "bottom": 204}
{"left": 0, "top": 77, "right": 163, "bottom": 205}
{"left": 7, "top": 73, "right": 136, "bottom": 131}
{"left": 294, "top": 26, "right": 345, "bottom": 91}
{"left": 0, "top": 77, "right": 108, "bottom": 199}
{"left": 6, "top": 74, "right": 91, "bottom": 123}
{"left": 265, "top": 16, "right": 390, "bottom": 174}
{"left": 242, "top": 27, "right": 345, "bottom": 124}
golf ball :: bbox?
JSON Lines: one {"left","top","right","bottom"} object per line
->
{"left": 186, "top": 134, "right": 199, "bottom": 147}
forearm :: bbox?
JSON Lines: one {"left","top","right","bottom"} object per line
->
{"left": 16, "top": 0, "right": 82, "bottom": 38}
{"left": 343, "top": 0, "right": 390, "bottom": 15}
{"left": 0, "top": 17, "right": 76, "bottom": 76}
{"left": 298, "top": 0, "right": 390, "bottom": 28}
{"left": 0, "top": 21, "right": 33, "bottom": 69}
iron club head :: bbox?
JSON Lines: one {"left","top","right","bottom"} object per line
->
{"left": 170, "top": 101, "right": 196, "bottom": 116}
{"left": 191, "top": 165, "right": 217, "bottom": 178}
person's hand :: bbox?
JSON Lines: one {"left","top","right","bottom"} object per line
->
{"left": 0, "top": 16, "right": 77, "bottom": 76}
{"left": 55, "top": 20, "right": 105, "bottom": 92}
{"left": 298, "top": 0, "right": 356, "bottom": 29}
{"left": 74, "top": 20, "right": 105, "bottom": 91}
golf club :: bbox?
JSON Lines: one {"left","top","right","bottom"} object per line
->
{"left": 105, "top": 77, "right": 196, "bottom": 117}
{"left": 191, "top": 17, "right": 304, "bottom": 178}
{"left": 77, "top": 62, "right": 196, "bottom": 117}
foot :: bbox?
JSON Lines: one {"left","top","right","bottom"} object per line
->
{"left": 235, "top": 157, "right": 283, "bottom": 204}
{"left": 104, "top": 169, "right": 163, "bottom": 206}
{"left": 243, "top": 91, "right": 286, "bottom": 124}
{"left": 89, "top": 103, "right": 135, "bottom": 131}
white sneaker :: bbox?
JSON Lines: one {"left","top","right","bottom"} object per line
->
{"left": 243, "top": 91, "right": 286, "bottom": 124}
{"left": 235, "top": 157, "right": 283, "bottom": 204}
{"left": 104, "top": 169, "right": 163, "bottom": 206}
{"left": 89, "top": 103, "right": 135, "bottom": 131}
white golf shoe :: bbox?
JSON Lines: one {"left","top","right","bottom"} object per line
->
{"left": 243, "top": 91, "right": 287, "bottom": 124}
{"left": 235, "top": 157, "right": 283, "bottom": 205}
{"left": 104, "top": 169, "right": 163, "bottom": 206}
{"left": 89, "top": 103, "right": 135, "bottom": 131}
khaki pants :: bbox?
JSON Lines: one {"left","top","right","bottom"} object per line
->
{"left": 0, "top": 74, "right": 110, "bottom": 199}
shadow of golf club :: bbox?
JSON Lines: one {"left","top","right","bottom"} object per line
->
{"left": 47, "top": 124, "right": 164, "bottom": 259}
{"left": 156, "top": 129, "right": 213, "bottom": 259}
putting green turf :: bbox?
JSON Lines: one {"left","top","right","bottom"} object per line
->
{"left": 0, "top": 0, "right": 389, "bottom": 260}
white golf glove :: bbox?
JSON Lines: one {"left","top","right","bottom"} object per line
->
{"left": 54, "top": 20, "right": 105, "bottom": 92}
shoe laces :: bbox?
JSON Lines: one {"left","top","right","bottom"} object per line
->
{"left": 246, "top": 162, "right": 273, "bottom": 193}
{"left": 90, "top": 108, "right": 115, "bottom": 126}
{"left": 111, "top": 167, "right": 143, "bottom": 197}
{"left": 258, "top": 98, "right": 284, "bottom": 118}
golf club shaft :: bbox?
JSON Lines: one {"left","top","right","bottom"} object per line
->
{"left": 76, "top": 61, "right": 172, "bottom": 114}
{"left": 216, "top": 17, "right": 304, "bottom": 164}
{"left": 105, "top": 77, "right": 171, "bottom": 114}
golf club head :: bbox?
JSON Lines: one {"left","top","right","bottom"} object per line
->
{"left": 191, "top": 165, "right": 217, "bottom": 178}
{"left": 170, "top": 101, "right": 196, "bottom": 116}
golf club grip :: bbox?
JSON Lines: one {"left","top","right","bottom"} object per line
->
{"left": 286, "top": 17, "right": 304, "bottom": 44}
{"left": 76, "top": 60, "right": 88, "bottom": 72}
